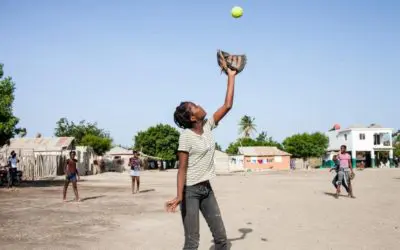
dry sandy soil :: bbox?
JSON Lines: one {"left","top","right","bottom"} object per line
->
{"left": 1, "top": 169, "right": 400, "bottom": 250}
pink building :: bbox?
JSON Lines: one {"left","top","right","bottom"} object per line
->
{"left": 238, "top": 146, "right": 292, "bottom": 170}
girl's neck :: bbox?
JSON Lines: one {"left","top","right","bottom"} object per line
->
{"left": 191, "top": 121, "right": 204, "bottom": 135}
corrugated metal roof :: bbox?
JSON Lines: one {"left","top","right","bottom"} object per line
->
{"left": 107, "top": 146, "right": 132, "bottom": 155}
{"left": 238, "top": 146, "right": 291, "bottom": 156}
{"left": 1, "top": 137, "right": 75, "bottom": 152}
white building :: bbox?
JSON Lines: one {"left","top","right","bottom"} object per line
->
{"left": 325, "top": 124, "right": 394, "bottom": 168}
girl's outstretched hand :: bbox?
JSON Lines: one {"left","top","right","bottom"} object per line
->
{"left": 227, "top": 67, "right": 237, "bottom": 76}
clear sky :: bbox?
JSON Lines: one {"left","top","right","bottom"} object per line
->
{"left": 1, "top": 0, "right": 399, "bottom": 149}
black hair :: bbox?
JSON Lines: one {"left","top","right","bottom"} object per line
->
{"left": 174, "top": 102, "right": 193, "bottom": 129}
{"left": 70, "top": 150, "right": 76, "bottom": 155}
{"left": 340, "top": 145, "right": 347, "bottom": 150}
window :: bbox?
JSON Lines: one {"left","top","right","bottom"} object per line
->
{"left": 382, "top": 133, "right": 391, "bottom": 146}
{"left": 359, "top": 133, "right": 366, "bottom": 140}
{"left": 373, "top": 134, "right": 381, "bottom": 145}
{"left": 344, "top": 134, "right": 347, "bottom": 141}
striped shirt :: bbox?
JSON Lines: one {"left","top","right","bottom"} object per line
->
{"left": 178, "top": 117, "right": 217, "bottom": 186}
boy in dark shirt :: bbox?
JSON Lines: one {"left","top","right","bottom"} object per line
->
{"left": 63, "top": 151, "right": 80, "bottom": 202}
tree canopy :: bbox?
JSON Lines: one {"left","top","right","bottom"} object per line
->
{"left": 282, "top": 132, "right": 329, "bottom": 158}
{"left": 393, "top": 131, "right": 400, "bottom": 158}
{"left": 226, "top": 131, "right": 282, "bottom": 155}
{"left": 0, "top": 63, "right": 24, "bottom": 147}
{"left": 238, "top": 115, "right": 257, "bottom": 138}
{"left": 134, "top": 124, "right": 180, "bottom": 161}
{"left": 54, "top": 118, "right": 112, "bottom": 155}
{"left": 81, "top": 134, "right": 113, "bottom": 156}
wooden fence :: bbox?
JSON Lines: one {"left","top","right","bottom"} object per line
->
{"left": 0, "top": 149, "right": 67, "bottom": 180}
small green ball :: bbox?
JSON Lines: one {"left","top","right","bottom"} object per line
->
{"left": 231, "top": 6, "right": 243, "bottom": 18}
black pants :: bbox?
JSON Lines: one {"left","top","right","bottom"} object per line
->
{"left": 181, "top": 181, "right": 228, "bottom": 250}
{"left": 7, "top": 168, "right": 17, "bottom": 187}
{"left": 332, "top": 173, "right": 349, "bottom": 193}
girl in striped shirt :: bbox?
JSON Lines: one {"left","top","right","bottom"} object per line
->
{"left": 166, "top": 58, "right": 238, "bottom": 250}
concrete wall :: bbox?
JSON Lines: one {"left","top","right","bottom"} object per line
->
{"left": 228, "top": 155, "right": 245, "bottom": 172}
{"left": 350, "top": 130, "right": 392, "bottom": 151}
{"left": 327, "top": 128, "right": 393, "bottom": 152}
{"left": 243, "top": 155, "right": 290, "bottom": 170}
{"left": 214, "top": 151, "right": 230, "bottom": 173}
{"left": 327, "top": 130, "right": 353, "bottom": 151}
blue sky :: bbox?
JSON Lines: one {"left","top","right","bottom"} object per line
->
{"left": 1, "top": 0, "right": 399, "bottom": 149}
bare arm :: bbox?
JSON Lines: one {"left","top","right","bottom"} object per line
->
{"left": 348, "top": 158, "right": 353, "bottom": 171}
{"left": 176, "top": 151, "right": 189, "bottom": 200}
{"left": 213, "top": 73, "right": 236, "bottom": 125}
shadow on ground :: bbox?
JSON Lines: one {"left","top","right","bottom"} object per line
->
{"left": 209, "top": 228, "right": 253, "bottom": 250}
{"left": 323, "top": 192, "right": 354, "bottom": 199}
{"left": 1, "top": 179, "right": 91, "bottom": 189}
{"left": 80, "top": 195, "right": 106, "bottom": 202}
{"left": 139, "top": 189, "right": 156, "bottom": 193}
{"left": 4, "top": 179, "right": 68, "bottom": 188}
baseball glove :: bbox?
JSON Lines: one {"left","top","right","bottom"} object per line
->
{"left": 217, "top": 50, "right": 247, "bottom": 75}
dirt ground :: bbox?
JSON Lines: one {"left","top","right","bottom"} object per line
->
{"left": 1, "top": 169, "right": 400, "bottom": 250}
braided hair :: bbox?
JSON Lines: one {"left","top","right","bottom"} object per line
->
{"left": 174, "top": 102, "right": 193, "bottom": 129}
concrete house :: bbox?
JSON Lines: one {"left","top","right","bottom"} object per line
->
{"left": 238, "top": 146, "right": 292, "bottom": 170}
{"left": 325, "top": 124, "right": 395, "bottom": 168}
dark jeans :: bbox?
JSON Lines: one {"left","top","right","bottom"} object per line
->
{"left": 181, "top": 181, "right": 228, "bottom": 250}
{"left": 332, "top": 173, "right": 349, "bottom": 193}
{"left": 7, "top": 168, "right": 17, "bottom": 187}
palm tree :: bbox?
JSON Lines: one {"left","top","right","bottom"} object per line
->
{"left": 238, "top": 115, "right": 257, "bottom": 138}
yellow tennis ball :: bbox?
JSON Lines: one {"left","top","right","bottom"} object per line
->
{"left": 231, "top": 6, "right": 243, "bottom": 18}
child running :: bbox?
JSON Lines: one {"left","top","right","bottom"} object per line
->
{"left": 165, "top": 58, "right": 239, "bottom": 250}
{"left": 63, "top": 151, "right": 80, "bottom": 202}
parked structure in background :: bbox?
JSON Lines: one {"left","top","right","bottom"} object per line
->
{"left": 0, "top": 137, "right": 96, "bottom": 179}
{"left": 325, "top": 123, "right": 395, "bottom": 168}
{"left": 237, "top": 146, "right": 292, "bottom": 170}
{"left": 214, "top": 150, "right": 230, "bottom": 173}
{"left": 104, "top": 146, "right": 166, "bottom": 172}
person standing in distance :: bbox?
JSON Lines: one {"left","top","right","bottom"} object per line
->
{"left": 128, "top": 150, "right": 141, "bottom": 194}
{"left": 337, "top": 145, "right": 355, "bottom": 198}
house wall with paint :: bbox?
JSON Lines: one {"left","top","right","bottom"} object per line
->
{"left": 243, "top": 155, "right": 291, "bottom": 170}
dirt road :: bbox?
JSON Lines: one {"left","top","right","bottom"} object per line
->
{"left": 1, "top": 169, "right": 399, "bottom": 250}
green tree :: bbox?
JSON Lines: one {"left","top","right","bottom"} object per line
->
{"left": 54, "top": 118, "right": 112, "bottom": 155}
{"left": 17, "top": 128, "right": 27, "bottom": 138}
{"left": 0, "top": 63, "right": 25, "bottom": 147}
{"left": 238, "top": 115, "right": 257, "bottom": 138}
{"left": 81, "top": 134, "right": 113, "bottom": 156}
{"left": 255, "top": 131, "right": 268, "bottom": 142}
{"left": 134, "top": 124, "right": 180, "bottom": 161}
{"left": 215, "top": 142, "right": 222, "bottom": 151}
{"left": 226, "top": 131, "right": 282, "bottom": 155}
{"left": 55, "top": 118, "right": 110, "bottom": 144}
{"left": 393, "top": 130, "right": 400, "bottom": 158}
{"left": 282, "top": 132, "right": 329, "bottom": 158}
